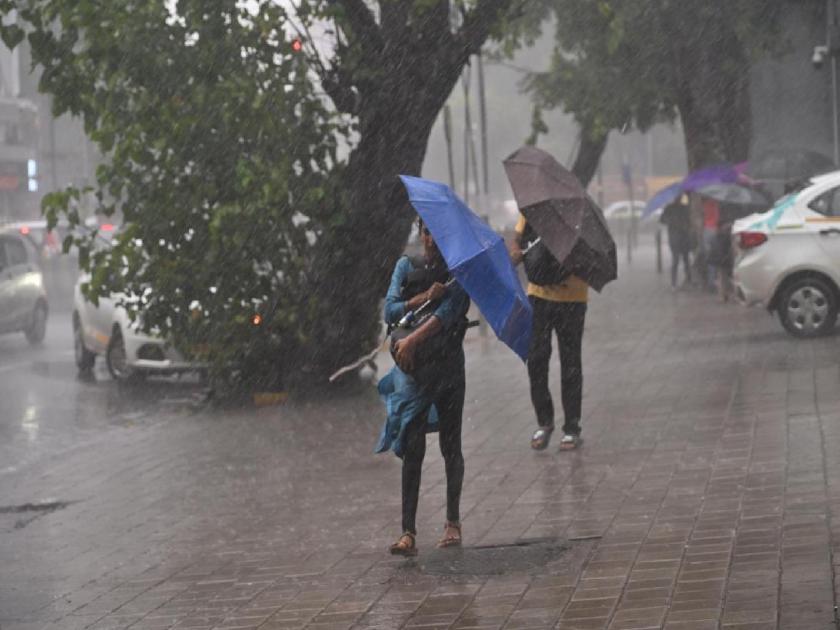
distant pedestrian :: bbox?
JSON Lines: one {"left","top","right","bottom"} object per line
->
{"left": 659, "top": 194, "right": 692, "bottom": 289}
{"left": 509, "top": 215, "right": 587, "bottom": 451}
{"left": 376, "top": 217, "right": 470, "bottom": 556}
{"left": 701, "top": 197, "right": 720, "bottom": 291}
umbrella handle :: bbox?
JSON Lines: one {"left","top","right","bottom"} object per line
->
{"left": 522, "top": 236, "right": 541, "bottom": 255}
{"left": 397, "top": 277, "right": 457, "bottom": 328}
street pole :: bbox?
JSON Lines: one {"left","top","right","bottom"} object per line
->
{"left": 622, "top": 158, "right": 634, "bottom": 264}
{"left": 443, "top": 105, "right": 455, "bottom": 190}
{"left": 476, "top": 52, "right": 489, "bottom": 337}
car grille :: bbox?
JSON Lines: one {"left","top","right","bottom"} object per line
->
{"left": 137, "top": 344, "right": 165, "bottom": 361}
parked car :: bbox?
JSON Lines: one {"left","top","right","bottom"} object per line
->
{"left": 0, "top": 226, "right": 49, "bottom": 344}
{"left": 733, "top": 170, "right": 840, "bottom": 337}
{"left": 603, "top": 200, "right": 659, "bottom": 232}
{"left": 73, "top": 274, "right": 197, "bottom": 380}
{"left": 604, "top": 200, "right": 647, "bottom": 219}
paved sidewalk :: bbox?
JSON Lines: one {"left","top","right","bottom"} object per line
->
{"left": 2, "top": 243, "right": 840, "bottom": 630}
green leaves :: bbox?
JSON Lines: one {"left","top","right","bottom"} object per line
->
{"left": 521, "top": 0, "right": 783, "bottom": 167}
{"left": 12, "top": 0, "right": 347, "bottom": 393}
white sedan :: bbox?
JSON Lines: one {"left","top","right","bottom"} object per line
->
{"left": 72, "top": 275, "right": 197, "bottom": 380}
{"left": 733, "top": 170, "right": 840, "bottom": 337}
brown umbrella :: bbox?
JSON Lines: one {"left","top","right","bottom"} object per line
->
{"left": 503, "top": 145, "right": 617, "bottom": 292}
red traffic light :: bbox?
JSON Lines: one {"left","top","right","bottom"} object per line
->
{"left": 291, "top": 38, "right": 303, "bottom": 53}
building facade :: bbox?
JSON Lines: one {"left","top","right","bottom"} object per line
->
{"left": 0, "top": 39, "right": 97, "bottom": 222}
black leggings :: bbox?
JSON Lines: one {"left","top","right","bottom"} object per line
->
{"left": 670, "top": 249, "right": 691, "bottom": 287}
{"left": 401, "top": 378, "right": 465, "bottom": 535}
{"left": 527, "top": 297, "right": 586, "bottom": 435}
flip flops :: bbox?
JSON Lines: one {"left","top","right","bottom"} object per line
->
{"left": 531, "top": 427, "right": 554, "bottom": 450}
{"left": 559, "top": 434, "right": 582, "bottom": 450}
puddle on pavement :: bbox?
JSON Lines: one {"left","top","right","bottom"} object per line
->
{"left": 0, "top": 500, "right": 75, "bottom": 531}
{"left": 405, "top": 538, "right": 576, "bottom": 577}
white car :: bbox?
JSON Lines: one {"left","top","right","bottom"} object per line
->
{"left": 603, "top": 199, "right": 647, "bottom": 219}
{"left": 72, "top": 275, "right": 196, "bottom": 380}
{"left": 0, "top": 226, "right": 49, "bottom": 344}
{"left": 733, "top": 170, "right": 840, "bottom": 337}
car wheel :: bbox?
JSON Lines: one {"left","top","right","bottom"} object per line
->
{"left": 73, "top": 313, "right": 96, "bottom": 371}
{"left": 24, "top": 301, "right": 48, "bottom": 345}
{"left": 106, "top": 326, "right": 139, "bottom": 381}
{"left": 778, "top": 276, "right": 839, "bottom": 338}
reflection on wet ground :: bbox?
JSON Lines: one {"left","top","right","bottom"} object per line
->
{"left": 2, "top": 246, "right": 840, "bottom": 629}
{"left": 0, "top": 312, "right": 205, "bottom": 477}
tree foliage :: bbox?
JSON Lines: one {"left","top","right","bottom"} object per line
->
{"left": 1, "top": 0, "right": 347, "bottom": 393}
{"left": 1, "top": 0, "right": 525, "bottom": 394}
{"left": 508, "top": 0, "right": 786, "bottom": 174}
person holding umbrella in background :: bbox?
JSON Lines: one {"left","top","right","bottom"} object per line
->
{"left": 660, "top": 193, "right": 693, "bottom": 290}
{"left": 509, "top": 220, "right": 588, "bottom": 450}
{"left": 503, "top": 146, "right": 617, "bottom": 451}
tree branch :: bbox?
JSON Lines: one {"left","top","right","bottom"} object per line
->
{"left": 455, "top": 0, "right": 523, "bottom": 59}
{"left": 331, "top": 0, "right": 383, "bottom": 58}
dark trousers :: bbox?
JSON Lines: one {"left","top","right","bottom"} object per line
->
{"left": 401, "top": 375, "right": 465, "bottom": 535}
{"left": 527, "top": 297, "right": 586, "bottom": 436}
{"left": 670, "top": 249, "right": 691, "bottom": 287}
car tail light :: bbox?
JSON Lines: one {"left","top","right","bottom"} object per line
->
{"left": 19, "top": 226, "right": 29, "bottom": 235}
{"left": 738, "top": 231, "right": 768, "bottom": 249}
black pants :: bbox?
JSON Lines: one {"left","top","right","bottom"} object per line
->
{"left": 670, "top": 249, "right": 691, "bottom": 287}
{"left": 401, "top": 373, "right": 465, "bottom": 535}
{"left": 527, "top": 297, "right": 586, "bottom": 436}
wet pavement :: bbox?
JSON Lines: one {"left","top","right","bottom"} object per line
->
{"left": 2, "top": 242, "right": 840, "bottom": 630}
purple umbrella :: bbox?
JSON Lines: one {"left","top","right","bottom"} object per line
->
{"left": 682, "top": 164, "right": 740, "bottom": 191}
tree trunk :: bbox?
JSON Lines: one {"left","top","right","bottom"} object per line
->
{"left": 676, "top": 25, "right": 751, "bottom": 169}
{"left": 572, "top": 124, "right": 609, "bottom": 188}
{"left": 291, "top": 1, "right": 518, "bottom": 385}
{"left": 297, "top": 85, "right": 459, "bottom": 385}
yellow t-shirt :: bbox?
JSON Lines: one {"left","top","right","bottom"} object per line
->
{"left": 515, "top": 215, "right": 589, "bottom": 303}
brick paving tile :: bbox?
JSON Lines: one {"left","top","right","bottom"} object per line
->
{"left": 7, "top": 245, "right": 840, "bottom": 630}
{"left": 662, "top": 622, "right": 719, "bottom": 630}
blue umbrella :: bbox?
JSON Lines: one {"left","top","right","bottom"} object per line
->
{"left": 642, "top": 182, "right": 682, "bottom": 219}
{"left": 399, "top": 175, "right": 532, "bottom": 361}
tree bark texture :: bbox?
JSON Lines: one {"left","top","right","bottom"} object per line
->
{"left": 571, "top": 124, "right": 609, "bottom": 188}
{"left": 295, "top": 0, "right": 520, "bottom": 383}
{"left": 674, "top": 19, "right": 751, "bottom": 170}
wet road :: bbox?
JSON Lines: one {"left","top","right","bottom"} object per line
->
{"left": 0, "top": 307, "right": 204, "bottom": 480}
{"left": 2, "top": 243, "right": 840, "bottom": 630}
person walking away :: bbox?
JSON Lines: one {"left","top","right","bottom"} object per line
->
{"left": 509, "top": 215, "right": 587, "bottom": 451}
{"left": 376, "top": 218, "right": 470, "bottom": 556}
{"left": 659, "top": 194, "right": 692, "bottom": 289}
{"left": 701, "top": 196, "right": 720, "bottom": 291}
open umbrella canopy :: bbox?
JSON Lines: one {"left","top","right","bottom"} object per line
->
{"left": 682, "top": 164, "right": 740, "bottom": 191}
{"left": 399, "top": 175, "right": 532, "bottom": 361}
{"left": 642, "top": 182, "right": 682, "bottom": 219}
{"left": 503, "top": 146, "right": 617, "bottom": 292}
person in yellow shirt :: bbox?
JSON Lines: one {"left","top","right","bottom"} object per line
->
{"left": 510, "top": 215, "right": 587, "bottom": 450}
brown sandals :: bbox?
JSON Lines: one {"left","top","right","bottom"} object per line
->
{"left": 436, "top": 521, "right": 462, "bottom": 548}
{"left": 390, "top": 523, "right": 462, "bottom": 555}
{"left": 389, "top": 532, "right": 417, "bottom": 556}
